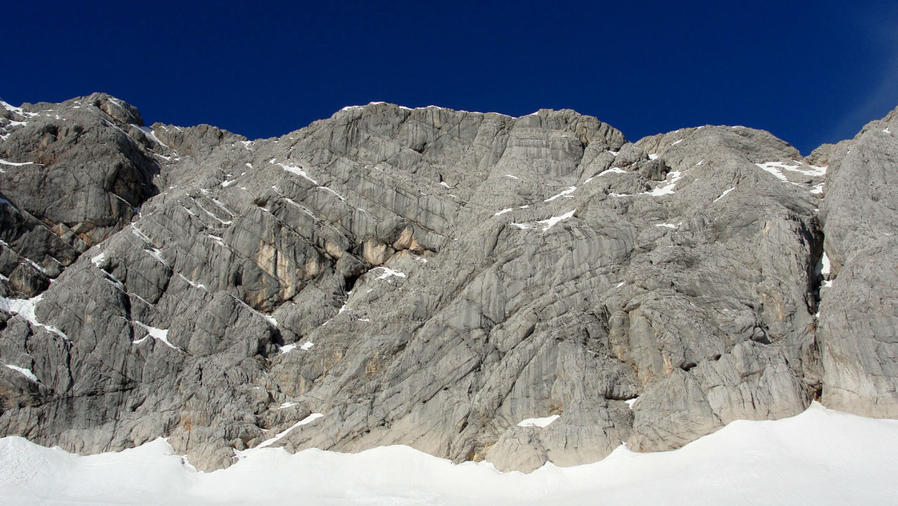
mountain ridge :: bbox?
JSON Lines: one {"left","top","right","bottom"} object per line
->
{"left": 0, "top": 92, "right": 895, "bottom": 471}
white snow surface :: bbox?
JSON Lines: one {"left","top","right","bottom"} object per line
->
{"left": 537, "top": 210, "right": 576, "bottom": 231}
{"left": 137, "top": 126, "right": 169, "bottom": 148}
{"left": 821, "top": 252, "right": 832, "bottom": 276}
{"left": 131, "top": 225, "right": 168, "bottom": 265}
{"left": 0, "top": 158, "right": 39, "bottom": 167}
{"left": 756, "top": 161, "right": 826, "bottom": 183}
{"left": 278, "top": 343, "right": 298, "bottom": 354}
{"left": 0, "top": 295, "right": 68, "bottom": 339}
{"left": 206, "top": 234, "right": 225, "bottom": 248}
{"left": 802, "top": 164, "right": 828, "bottom": 177}
{"left": 90, "top": 251, "right": 106, "bottom": 267}
{"left": 130, "top": 224, "right": 153, "bottom": 243}
{"left": 1, "top": 100, "right": 23, "bottom": 114}
{"left": 646, "top": 170, "right": 682, "bottom": 196}
{"left": 132, "top": 321, "right": 180, "bottom": 351}
{"left": 3, "top": 364, "right": 38, "bottom": 383}
{"left": 713, "top": 186, "right": 736, "bottom": 202}
{"left": 270, "top": 158, "right": 318, "bottom": 185}
{"left": 544, "top": 186, "right": 576, "bottom": 202}
{"left": 178, "top": 273, "right": 207, "bottom": 291}
{"left": 256, "top": 413, "right": 325, "bottom": 449}
{"left": 1, "top": 403, "right": 896, "bottom": 505}
{"left": 595, "top": 167, "right": 627, "bottom": 177}
{"left": 375, "top": 267, "right": 407, "bottom": 280}
{"left": 517, "top": 415, "right": 560, "bottom": 428}
{"left": 756, "top": 162, "right": 791, "bottom": 182}
{"left": 317, "top": 185, "right": 347, "bottom": 202}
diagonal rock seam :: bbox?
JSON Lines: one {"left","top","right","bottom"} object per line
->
{"left": 0, "top": 94, "right": 896, "bottom": 472}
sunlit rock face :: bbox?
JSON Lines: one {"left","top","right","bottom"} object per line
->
{"left": 0, "top": 94, "right": 895, "bottom": 472}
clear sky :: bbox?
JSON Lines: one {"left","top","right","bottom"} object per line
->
{"left": 4, "top": 1, "right": 897, "bottom": 154}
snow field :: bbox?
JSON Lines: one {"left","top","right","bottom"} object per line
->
{"left": 0, "top": 403, "right": 896, "bottom": 505}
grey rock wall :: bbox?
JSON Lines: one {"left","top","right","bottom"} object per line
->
{"left": 816, "top": 108, "right": 898, "bottom": 417}
{"left": 0, "top": 94, "right": 894, "bottom": 472}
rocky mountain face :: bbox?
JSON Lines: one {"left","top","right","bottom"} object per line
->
{"left": 0, "top": 93, "right": 895, "bottom": 471}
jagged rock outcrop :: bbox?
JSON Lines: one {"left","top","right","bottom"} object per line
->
{"left": 0, "top": 93, "right": 158, "bottom": 297}
{"left": 0, "top": 94, "right": 894, "bottom": 471}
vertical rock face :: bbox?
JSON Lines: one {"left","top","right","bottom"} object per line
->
{"left": 816, "top": 108, "right": 898, "bottom": 417}
{"left": 0, "top": 94, "right": 894, "bottom": 472}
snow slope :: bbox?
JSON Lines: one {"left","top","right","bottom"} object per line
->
{"left": 1, "top": 403, "right": 896, "bottom": 505}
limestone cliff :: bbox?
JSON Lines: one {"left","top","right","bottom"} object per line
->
{"left": 0, "top": 94, "right": 895, "bottom": 471}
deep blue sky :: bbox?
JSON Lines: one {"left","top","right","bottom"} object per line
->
{"left": 4, "top": 1, "right": 897, "bottom": 154}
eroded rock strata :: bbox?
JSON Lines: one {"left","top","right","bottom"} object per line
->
{"left": 0, "top": 94, "right": 895, "bottom": 471}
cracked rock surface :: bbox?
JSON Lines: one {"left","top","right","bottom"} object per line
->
{"left": 0, "top": 95, "right": 895, "bottom": 471}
